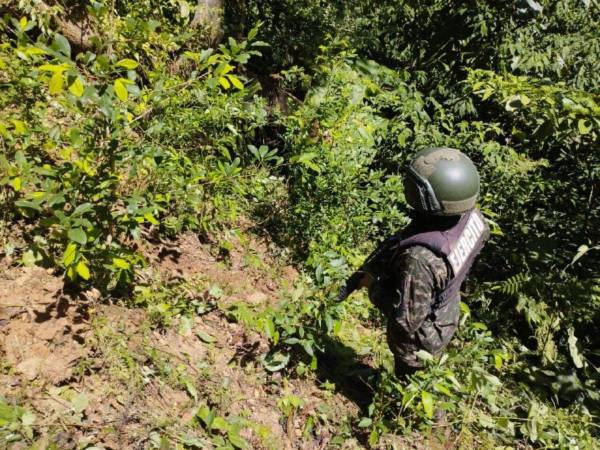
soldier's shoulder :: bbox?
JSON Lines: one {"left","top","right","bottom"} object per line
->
{"left": 395, "top": 245, "right": 448, "bottom": 276}
{"left": 398, "top": 245, "right": 443, "bottom": 263}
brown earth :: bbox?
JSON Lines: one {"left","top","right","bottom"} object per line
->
{"left": 0, "top": 232, "right": 364, "bottom": 449}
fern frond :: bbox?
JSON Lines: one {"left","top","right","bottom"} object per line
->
{"left": 492, "top": 272, "right": 531, "bottom": 296}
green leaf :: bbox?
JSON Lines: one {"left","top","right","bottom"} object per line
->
{"left": 15, "top": 199, "right": 42, "bottom": 212}
{"left": 578, "top": 119, "right": 592, "bottom": 135}
{"left": 71, "top": 393, "right": 88, "bottom": 413}
{"left": 433, "top": 383, "right": 453, "bottom": 397}
{"left": 227, "top": 74, "right": 244, "bottom": 90}
{"left": 63, "top": 243, "right": 78, "bottom": 266}
{"left": 185, "top": 380, "right": 198, "bottom": 400}
{"left": 357, "top": 417, "right": 372, "bottom": 428}
{"left": 178, "top": 316, "right": 193, "bottom": 336}
{"left": 494, "top": 353, "right": 503, "bottom": 370}
{"left": 183, "top": 51, "right": 200, "bottom": 62}
{"left": 72, "top": 203, "right": 93, "bottom": 216}
{"left": 38, "top": 64, "right": 68, "bottom": 73}
{"left": 262, "top": 352, "right": 290, "bottom": 372}
{"left": 477, "top": 412, "right": 495, "bottom": 429}
{"left": 209, "top": 285, "right": 223, "bottom": 298}
{"left": 11, "top": 177, "right": 21, "bottom": 191}
{"left": 196, "top": 405, "right": 213, "bottom": 427}
{"left": 112, "top": 258, "right": 130, "bottom": 270}
{"left": 68, "top": 227, "right": 87, "bottom": 245}
{"left": 116, "top": 59, "right": 139, "bottom": 70}
{"left": 11, "top": 119, "right": 26, "bottom": 134}
{"left": 114, "top": 78, "right": 129, "bottom": 101}
{"left": 421, "top": 390, "right": 434, "bottom": 419}
{"left": 228, "top": 431, "right": 249, "bottom": 449}
{"left": 144, "top": 212, "right": 159, "bottom": 225}
{"left": 22, "top": 250, "right": 37, "bottom": 267}
{"left": 69, "top": 77, "right": 84, "bottom": 97}
{"left": 248, "top": 25, "right": 259, "bottom": 41}
{"left": 49, "top": 70, "right": 63, "bottom": 95}
{"left": 181, "top": 435, "right": 207, "bottom": 447}
{"left": 415, "top": 350, "right": 434, "bottom": 362}
{"left": 197, "top": 330, "right": 217, "bottom": 344}
{"left": 484, "top": 373, "right": 502, "bottom": 386}
{"left": 481, "top": 88, "right": 493, "bottom": 101}
{"left": 76, "top": 261, "right": 90, "bottom": 280}
{"left": 52, "top": 33, "right": 71, "bottom": 57}
{"left": 218, "top": 76, "right": 231, "bottom": 89}
{"left": 23, "top": 46, "right": 48, "bottom": 56}
{"left": 211, "top": 416, "right": 230, "bottom": 432}
{"left": 368, "top": 429, "right": 379, "bottom": 447}
{"left": 21, "top": 411, "right": 36, "bottom": 426}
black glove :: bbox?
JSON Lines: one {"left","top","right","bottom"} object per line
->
{"left": 336, "top": 271, "right": 367, "bottom": 302}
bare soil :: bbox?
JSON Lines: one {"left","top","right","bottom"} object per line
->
{"left": 0, "top": 232, "right": 363, "bottom": 449}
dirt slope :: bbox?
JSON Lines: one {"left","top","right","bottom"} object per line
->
{"left": 0, "top": 232, "right": 364, "bottom": 449}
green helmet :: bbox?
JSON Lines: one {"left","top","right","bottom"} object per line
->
{"left": 404, "top": 147, "right": 480, "bottom": 215}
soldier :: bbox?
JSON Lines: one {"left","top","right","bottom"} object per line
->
{"left": 340, "top": 147, "right": 489, "bottom": 377}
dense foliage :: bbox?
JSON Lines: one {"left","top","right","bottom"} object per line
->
{"left": 1, "top": 0, "right": 598, "bottom": 448}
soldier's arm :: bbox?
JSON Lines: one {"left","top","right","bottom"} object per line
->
{"left": 389, "top": 246, "right": 448, "bottom": 336}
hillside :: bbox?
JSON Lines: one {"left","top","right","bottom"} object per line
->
{"left": 1, "top": 1, "right": 599, "bottom": 449}
{"left": 1, "top": 229, "right": 443, "bottom": 449}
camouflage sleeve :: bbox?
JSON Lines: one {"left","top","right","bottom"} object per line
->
{"left": 389, "top": 246, "right": 448, "bottom": 336}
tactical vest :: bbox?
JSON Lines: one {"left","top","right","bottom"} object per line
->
{"left": 394, "top": 209, "right": 488, "bottom": 309}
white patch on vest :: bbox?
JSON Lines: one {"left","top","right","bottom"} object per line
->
{"left": 448, "top": 212, "right": 485, "bottom": 275}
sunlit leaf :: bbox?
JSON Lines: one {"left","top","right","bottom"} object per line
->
{"left": 568, "top": 327, "right": 584, "bottom": 368}
{"left": 144, "top": 212, "right": 159, "bottom": 225}
{"left": 178, "top": 316, "right": 193, "bottom": 336}
{"left": 11, "top": 177, "right": 21, "bottom": 191}
{"left": 211, "top": 416, "right": 230, "bottom": 432}
{"left": 69, "top": 77, "right": 84, "bottom": 97}
{"left": 76, "top": 261, "right": 90, "bottom": 280}
{"left": 49, "top": 71, "right": 63, "bottom": 94}
{"left": 63, "top": 243, "right": 77, "bottom": 266}
{"left": 38, "top": 64, "right": 68, "bottom": 73}
{"left": 11, "top": 119, "right": 26, "bottom": 134}
{"left": 227, "top": 74, "right": 244, "bottom": 90}
{"left": 112, "top": 258, "right": 130, "bottom": 270}
{"left": 218, "top": 76, "right": 231, "bottom": 89}
{"left": 114, "top": 78, "right": 129, "bottom": 101}
{"left": 421, "top": 390, "right": 434, "bottom": 419}
{"left": 116, "top": 59, "right": 139, "bottom": 70}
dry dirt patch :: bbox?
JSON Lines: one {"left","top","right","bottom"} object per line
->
{"left": 0, "top": 232, "right": 361, "bottom": 449}
{"left": 0, "top": 266, "right": 90, "bottom": 387}
{"left": 140, "top": 231, "right": 298, "bottom": 304}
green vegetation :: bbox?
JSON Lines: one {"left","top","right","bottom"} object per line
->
{"left": 1, "top": 0, "right": 598, "bottom": 448}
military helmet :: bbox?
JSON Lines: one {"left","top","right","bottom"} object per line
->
{"left": 404, "top": 147, "right": 480, "bottom": 215}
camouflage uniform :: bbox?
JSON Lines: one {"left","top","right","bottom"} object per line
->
{"left": 368, "top": 245, "right": 459, "bottom": 375}
{"left": 360, "top": 147, "right": 487, "bottom": 376}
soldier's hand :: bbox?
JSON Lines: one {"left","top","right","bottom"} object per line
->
{"left": 336, "top": 271, "right": 374, "bottom": 302}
